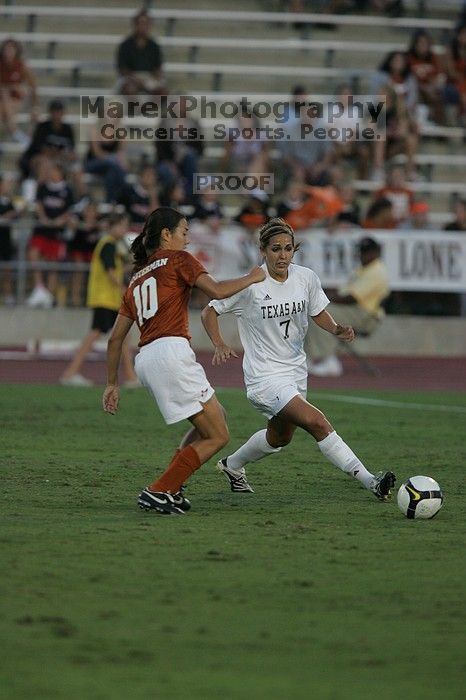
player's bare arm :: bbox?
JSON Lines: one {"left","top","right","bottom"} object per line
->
{"left": 195, "top": 266, "right": 265, "bottom": 300}
{"left": 103, "top": 314, "right": 134, "bottom": 414}
{"left": 311, "top": 309, "right": 355, "bottom": 343}
{"left": 200, "top": 306, "right": 238, "bottom": 365}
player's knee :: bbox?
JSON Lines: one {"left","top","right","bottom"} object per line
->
{"left": 308, "top": 416, "right": 332, "bottom": 439}
{"left": 271, "top": 434, "right": 292, "bottom": 448}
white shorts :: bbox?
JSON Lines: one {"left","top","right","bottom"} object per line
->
{"left": 134, "top": 337, "right": 215, "bottom": 425}
{"left": 246, "top": 372, "right": 308, "bottom": 420}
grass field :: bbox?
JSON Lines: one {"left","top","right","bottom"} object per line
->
{"left": 1, "top": 384, "right": 465, "bottom": 700}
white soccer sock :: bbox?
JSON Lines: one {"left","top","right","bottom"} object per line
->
{"left": 318, "top": 431, "right": 374, "bottom": 489}
{"left": 226, "top": 429, "right": 281, "bottom": 472}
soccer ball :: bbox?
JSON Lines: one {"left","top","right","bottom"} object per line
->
{"left": 397, "top": 475, "right": 443, "bottom": 519}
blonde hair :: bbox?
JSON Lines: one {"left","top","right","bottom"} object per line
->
{"left": 258, "top": 217, "right": 299, "bottom": 251}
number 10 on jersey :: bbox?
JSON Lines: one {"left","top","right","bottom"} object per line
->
{"left": 132, "top": 278, "right": 158, "bottom": 324}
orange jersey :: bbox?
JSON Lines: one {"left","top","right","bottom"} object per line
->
{"left": 119, "top": 249, "right": 207, "bottom": 346}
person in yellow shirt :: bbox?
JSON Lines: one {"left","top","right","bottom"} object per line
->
{"left": 60, "top": 213, "right": 139, "bottom": 386}
{"left": 307, "top": 237, "right": 390, "bottom": 376}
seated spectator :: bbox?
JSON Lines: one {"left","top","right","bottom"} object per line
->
{"left": 332, "top": 83, "right": 371, "bottom": 179}
{"left": 0, "top": 174, "right": 18, "bottom": 304}
{"left": 116, "top": 165, "right": 159, "bottom": 233}
{"left": 221, "top": 107, "right": 271, "bottom": 175}
{"left": 329, "top": 182, "right": 362, "bottom": 231}
{"left": 235, "top": 190, "right": 270, "bottom": 272}
{"left": 372, "top": 51, "right": 419, "bottom": 181}
{"left": 60, "top": 213, "right": 139, "bottom": 387}
{"left": 278, "top": 182, "right": 344, "bottom": 231}
{"left": 155, "top": 96, "right": 204, "bottom": 203}
{"left": 188, "top": 184, "right": 225, "bottom": 300}
{"left": 406, "top": 30, "right": 446, "bottom": 126}
{"left": 189, "top": 182, "right": 224, "bottom": 233}
{"left": 26, "top": 162, "right": 74, "bottom": 308}
{"left": 444, "top": 24, "right": 466, "bottom": 128}
{"left": 0, "top": 38, "right": 38, "bottom": 144}
{"left": 373, "top": 164, "right": 414, "bottom": 224}
{"left": 362, "top": 197, "right": 395, "bottom": 229}
{"left": 84, "top": 118, "right": 128, "bottom": 203}
{"left": 397, "top": 201, "right": 432, "bottom": 230}
{"left": 307, "top": 237, "right": 390, "bottom": 377}
{"left": 116, "top": 9, "right": 165, "bottom": 96}
{"left": 67, "top": 200, "right": 102, "bottom": 307}
{"left": 276, "top": 85, "right": 336, "bottom": 186}
{"left": 158, "top": 180, "right": 186, "bottom": 209}
{"left": 19, "top": 99, "right": 84, "bottom": 196}
{"left": 444, "top": 197, "right": 466, "bottom": 231}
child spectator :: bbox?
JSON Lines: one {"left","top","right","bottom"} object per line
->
{"left": 0, "top": 38, "right": 37, "bottom": 144}
{"left": 67, "top": 200, "right": 102, "bottom": 307}
{"left": 0, "top": 175, "right": 17, "bottom": 304}
{"left": 26, "top": 162, "right": 74, "bottom": 308}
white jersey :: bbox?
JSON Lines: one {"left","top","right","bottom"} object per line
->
{"left": 210, "top": 263, "right": 329, "bottom": 388}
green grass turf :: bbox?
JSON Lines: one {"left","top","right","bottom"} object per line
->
{"left": 1, "top": 385, "right": 465, "bottom": 700}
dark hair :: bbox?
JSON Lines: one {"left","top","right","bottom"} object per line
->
{"left": 258, "top": 217, "right": 300, "bottom": 251}
{"left": 131, "top": 207, "right": 185, "bottom": 271}
{"left": 366, "top": 197, "right": 392, "bottom": 219}
{"left": 407, "top": 29, "right": 434, "bottom": 60}
{"left": 0, "top": 38, "right": 22, "bottom": 62}
{"left": 358, "top": 237, "right": 381, "bottom": 255}
{"left": 378, "top": 51, "right": 410, "bottom": 79}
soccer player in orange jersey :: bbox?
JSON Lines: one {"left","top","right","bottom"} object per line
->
{"left": 102, "top": 207, "right": 265, "bottom": 515}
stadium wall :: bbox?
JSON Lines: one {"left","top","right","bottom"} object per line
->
{"left": 1, "top": 308, "right": 465, "bottom": 357}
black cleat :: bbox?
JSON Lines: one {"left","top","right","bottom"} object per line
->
{"left": 371, "top": 471, "right": 396, "bottom": 501}
{"left": 172, "top": 485, "right": 191, "bottom": 511}
{"left": 216, "top": 458, "right": 254, "bottom": 493}
{"left": 138, "top": 488, "right": 185, "bottom": 515}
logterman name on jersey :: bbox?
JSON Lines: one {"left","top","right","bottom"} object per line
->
{"left": 260, "top": 299, "right": 306, "bottom": 319}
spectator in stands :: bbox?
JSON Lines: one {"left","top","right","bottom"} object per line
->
{"left": 158, "top": 180, "right": 186, "bottom": 209}
{"left": 444, "top": 197, "right": 466, "bottom": 231}
{"left": 84, "top": 117, "right": 128, "bottom": 203}
{"left": 329, "top": 182, "right": 361, "bottom": 231}
{"left": 397, "top": 201, "right": 433, "bottom": 231}
{"left": 276, "top": 86, "right": 337, "bottom": 187}
{"left": 26, "top": 161, "right": 74, "bottom": 308}
{"left": 116, "top": 165, "right": 159, "bottom": 234}
{"left": 307, "top": 237, "right": 390, "bottom": 377}
{"left": 406, "top": 30, "right": 446, "bottom": 126}
{"left": 60, "top": 213, "right": 139, "bottom": 387}
{"left": 221, "top": 107, "right": 271, "bottom": 176}
{"left": 332, "top": 83, "right": 371, "bottom": 179}
{"left": 67, "top": 200, "right": 102, "bottom": 307}
{"left": 362, "top": 197, "right": 395, "bottom": 229}
{"left": 235, "top": 190, "right": 270, "bottom": 272}
{"left": 0, "top": 174, "right": 18, "bottom": 304}
{"left": 155, "top": 96, "right": 204, "bottom": 203}
{"left": 116, "top": 9, "right": 166, "bottom": 96}
{"left": 19, "top": 99, "right": 85, "bottom": 196}
{"left": 373, "top": 164, "right": 414, "bottom": 224}
{"left": 444, "top": 24, "right": 466, "bottom": 128}
{"left": 371, "top": 51, "right": 419, "bottom": 181}
{"left": 276, "top": 180, "right": 343, "bottom": 231}
{"left": 0, "top": 38, "right": 38, "bottom": 144}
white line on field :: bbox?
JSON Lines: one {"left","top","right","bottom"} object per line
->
{"left": 313, "top": 393, "right": 466, "bottom": 414}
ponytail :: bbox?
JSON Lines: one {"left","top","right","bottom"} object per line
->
{"left": 130, "top": 206, "right": 186, "bottom": 272}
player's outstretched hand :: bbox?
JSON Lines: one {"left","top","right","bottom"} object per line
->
{"left": 103, "top": 385, "right": 120, "bottom": 414}
{"left": 212, "top": 344, "right": 239, "bottom": 366}
{"left": 335, "top": 324, "right": 355, "bottom": 342}
{"left": 248, "top": 266, "right": 266, "bottom": 283}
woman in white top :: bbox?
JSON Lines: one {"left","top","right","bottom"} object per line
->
{"left": 201, "top": 217, "right": 395, "bottom": 501}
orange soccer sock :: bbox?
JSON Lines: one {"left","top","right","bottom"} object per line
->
{"left": 149, "top": 445, "right": 201, "bottom": 494}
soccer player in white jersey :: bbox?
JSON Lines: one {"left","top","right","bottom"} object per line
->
{"left": 201, "top": 218, "right": 395, "bottom": 501}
